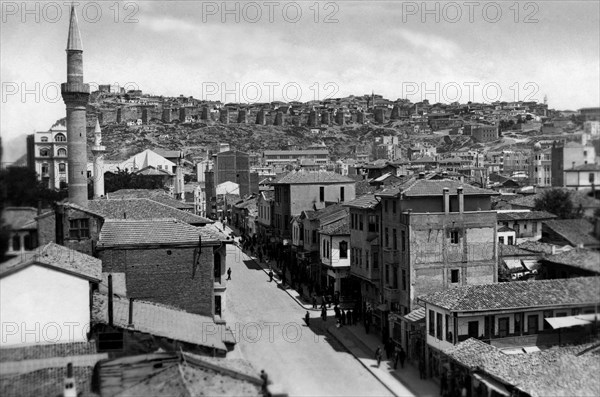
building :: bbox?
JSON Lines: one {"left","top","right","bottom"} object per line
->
{"left": 271, "top": 170, "right": 356, "bottom": 240}
{"left": 463, "top": 124, "right": 498, "bottom": 143}
{"left": 345, "top": 194, "right": 382, "bottom": 331}
{"left": 529, "top": 147, "right": 552, "bottom": 186}
{"left": 419, "top": 277, "right": 600, "bottom": 379}
{"left": 26, "top": 127, "right": 69, "bottom": 189}
{"left": 319, "top": 217, "right": 352, "bottom": 297}
{"left": 579, "top": 107, "right": 600, "bottom": 121}
{"left": 376, "top": 177, "right": 499, "bottom": 354}
{"left": 563, "top": 163, "right": 600, "bottom": 191}
{"left": 0, "top": 243, "right": 101, "bottom": 346}
{"left": 263, "top": 149, "right": 329, "bottom": 167}
{"left": 538, "top": 248, "right": 600, "bottom": 279}
{"left": 496, "top": 210, "right": 556, "bottom": 244}
{"left": 2, "top": 207, "right": 39, "bottom": 253}
{"left": 551, "top": 141, "right": 597, "bottom": 187}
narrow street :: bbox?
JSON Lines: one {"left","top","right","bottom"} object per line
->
{"left": 223, "top": 243, "right": 396, "bottom": 396}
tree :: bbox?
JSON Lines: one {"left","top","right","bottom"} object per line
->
{"left": 0, "top": 166, "right": 67, "bottom": 208}
{"left": 534, "top": 188, "right": 580, "bottom": 219}
{"left": 104, "top": 168, "right": 165, "bottom": 194}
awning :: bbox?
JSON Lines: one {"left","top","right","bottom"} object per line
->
{"left": 473, "top": 373, "right": 510, "bottom": 396}
{"left": 403, "top": 307, "right": 426, "bottom": 323}
{"left": 545, "top": 314, "right": 598, "bottom": 329}
{"left": 503, "top": 259, "right": 525, "bottom": 270}
{"left": 521, "top": 259, "right": 539, "bottom": 272}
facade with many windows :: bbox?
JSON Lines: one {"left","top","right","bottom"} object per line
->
{"left": 26, "top": 127, "right": 69, "bottom": 189}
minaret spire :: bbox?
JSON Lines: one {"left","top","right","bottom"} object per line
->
{"left": 61, "top": 4, "right": 90, "bottom": 207}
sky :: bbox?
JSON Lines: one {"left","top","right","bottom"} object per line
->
{"left": 1, "top": 0, "right": 599, "bottom": 162}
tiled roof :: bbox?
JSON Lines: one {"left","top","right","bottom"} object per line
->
{"left": 543, "top": 219, "right": 599, "bottom": 247}
{"left": 272, "top": 169, "right": 354, "bottom": 184}
{"left": 498, "top": 244, "right": 539, "bottom": 257}
{"left": 517, "top": 241, "right": 573, "bottom": 255}
{"left": 570, "top": 163, "right": 600, "bottom": 171}
{"left": 320, "top": 218, "right": 350, "bottom": 235}
{"left": 0, "top": 366, "right": 97, "bottom": 397}
{"left": 378, "top": 178, "right": 497, "bottom": 198}
{"left": 108, "top": 189, "right": 194, "bottom": 210}
{"left": 0, "top": 342, "right": 97, "bottom": 363}
{"left": 312, "top": 204, "right": 348, "bottom": 224}
{"left": 89, "top": 198, "right": 212, "bottom": 225}
{"left": 2, "top": 207, "right": 38, "bottom": 230}
{"left": 98, "top": 219, "right": 225, "bottom": 247}
{"left": 447, "top": 338, "right": 600, "bottom": 397}
{"left": 541, "top": 248, "right": 600, "bottom": 274}
{"left": 419, "top": 277, "right": 600, "bottom": 312}
{"left": 0, "top": 242, "right": 101, "bottom": 281}
{"left": 92, "top": 293, "right": 228, "bottom": 351}
{"left": 497, "top": 210, "right": 556, "bottom": 222}
{"left": 509, "top": 188, "right": 600, "bottom": 210}
{"left": 343, "top": 194, "right": 380, "bottom": 209}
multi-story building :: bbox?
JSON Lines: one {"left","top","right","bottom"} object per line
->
{"left": 256, "top": 190, "right": 274, "bottom": 238}
{"left": 345, "top": 194, "right": 382, "bottom": 331}
{"left": 26, "top": 127, "right": 69, "bottom": 189}
{"left": 463, "top": 124, "right": 498, "bottom": 143}
{"left": 376, "top": 177, "right": 499, "bottom": 356}
{"left": 563, "top": 163, "right": 600, "bottom": 191}
{"left": 496, "top": 210, "right": 556, "bottom": 244}
{"left": 551, "top": 141, "right": 597, "bottom": 187}
{"left": 271, "top": 170, "right": 355, "bottom": 240}
{"left": 529, "top": 147, "right": 552, "bottom": 186}
{"left": 263, "top": 149, "right": 329, "bottom": 167}
{"left": 319, "top": 217, "right": 351, "bottom": 297}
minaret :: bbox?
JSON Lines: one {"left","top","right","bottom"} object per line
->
{"left": 91, "top": 119, "right": 106, "bottom": 198}
{"left": 61, "top": 5, "right": 90, "bottom": 207}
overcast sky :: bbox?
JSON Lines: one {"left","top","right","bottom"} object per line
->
{"left": 1, "top": 0, "right": 599, "bottom": 162}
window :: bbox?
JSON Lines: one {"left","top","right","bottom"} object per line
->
{"left": 69, "top": 218, "right": 90, "bottom": 239}
{"left": 59, "top": 163, "right": 66, "bottom": 173}
{"left": 402, "top": 269, "right": 406, "bottom": 290}
{"left": 359, "top": 215, "right": 363, "bottom": 230}
{"left": 323, "top": 240, "right": 326, "bottom": 257}
{"left": 326, "top": 240, "right": 330, "bottom": 259}
{"left": 450, "top": 230, "right": 459, "bottom": 244}
{"left": 368, "top": 215, "right": 378, "bottom": 232}
{"left": 401, "top": 230, "right": 406, "bottom": 251}
{"left": 392, "top": 200, "right": 396, "bottom": 214}
{"left": 429, "top": 310, "right": 435, "bottom": 336}
{"left": 57, "top": 148, "right": 67, "bottom": 157}
{"left": 393, "top": 229, "right": 397, "bottom": 250}
{"left": 365, "top": 249, "right": 369, "bottom": 269}
{"left": 55, "top": 133, "right": 66, "bottom": 142}
{"left": 215, "top": 296, "right": 222, "bottom": 316}
{"left": 436, "top": 312, "right": 443, "bottom": 340}
{"left": 339, "top": 241, "right": 348, "bottom": 259}
{"left": 350, "top": 214, "right": 355, "bottom": 229}
{"left": 40, "top": 137, "right": 48, "bottom": 142}
{"left": 385, "top": 264, "right": 389, "bottom": 284}
{"left": 319, "top": 186, "right": 325, "bottom": 202}
{"left": 498, "top": 236, "right": 504, "bottom": 244}
{"left": 41, "top": 164, "right": 49, "bottom": 175}
{"left": 508, "top": 236, "right": 514, "bottom": 245}
{"left": 590, "top": 173, "right": 596, "bottom": 184}
{"left": 498, "top": 317, "right": 509, "bottom": 337}
{"left": 514, "top": 313, "right": 523, "bottom": 334}
{"left": 340, "top": 187, "right": 345, "bottom": 202}
{"left": 39, "top": 148, "right": 49, "bottom": 157}
{"left": 451, "top": 269, "right": 459, "bottom": 283}
{"left": 372, "top": 251, "right": 379, "bottom": 269}
{"left": 527, "top": 314, "right": 539, "bottom": 334}
{"left": 446, "top": 314, "right": 452, "bottom": 342}
{"left": 385, "top": 228, "right": 389, "bottom": 247}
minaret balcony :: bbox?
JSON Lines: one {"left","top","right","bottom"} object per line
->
{"left": 61, "top": 82, "right": 90, "bottom": 94}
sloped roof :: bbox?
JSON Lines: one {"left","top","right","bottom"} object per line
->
{"left": 320, "top": 218, "right": 350, "bottom": 235}
{"left": 312, "top": 204, "right": 348, "bottom": 224}
{"left": 447, "top": 338, "right": 600, "bottom": 397}
{"left": 108, "top": 189, "right": 194, "bottom": 210}
{"left": 89, "top": 198, "right": 212, "bottom": 225}
{"left": 419, "top": 277, "right": 600, "bottom": 312}
{"left": 569, "top": 163, "right": 600, "bottom": 171}
{"left": 98, "top": 219, "right": 224, "bottom": 248}
{"left": 543, "top": 219, "right": 599, "bottom": 247}
{"left": 152, "top": 148, "right": 182, "bottom": 159}
{"left": 378, "top": 179, "right": 497, "bottom": 198}
{"left": 497, "top": 210, "right": 556, "bottom": 222}
{"left": 2, "top": 207, "right": 38, "bottom": 230}
{"left": 541, "top": 248, "right": 600, "bottom": 274}
{"left": 344, "top": 194, "right": 380, "bottom": 209}
{"left": 92, "top": 293, "right": 228, "bottom": 352}
{"left": 0, "top": 242, "right": 101, "bottom": 281}
{"left": 272, "top": 170, "right": 354, "bottom": 184}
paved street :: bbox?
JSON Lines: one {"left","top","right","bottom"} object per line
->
{"left": 223, "top": 243, "right": 397, "bottom": 396}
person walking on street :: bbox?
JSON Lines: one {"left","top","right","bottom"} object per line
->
{"left": 260, "top": 370, "right": 269, "bottom": 395}
{"left": 321, "top": 306, "right": 327, "bottom": 322}
{"left": 440, "top": 370, "right": 448, "bottom": 396}
{"left": 375, "top": 346, "right": 382, "bottom": 368}
{"left": 304, "top": 311, "right": 310, "bottom": 326}
{"left": 341, "top": 310, "right": 346, "bottom": 326}
{"left": 268, "top": 269, "right": 274, "bottom": 282}
{"left": 226, "top": 268, "right": 232, "bottom": 280}
{"left": 312, "top": 296, "right": 317, "bottom": 309}
{"left": 393, "top": 346, "right": 400, "bottom": 369}
{"left": 398, "top": 346, "right": 406, "bottom": 369}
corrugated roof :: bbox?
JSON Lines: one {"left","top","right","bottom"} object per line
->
{"left": 98, "top": 219, "right": 225, "bottom": 247}
{"left": 272, "top": 170, "right": 354, "bottom": 184}
{"left": 419, "top": 277, "right": 600, "bottom": 312}
{"left": 0, "top": 242, "right": 101, "bottom": 281}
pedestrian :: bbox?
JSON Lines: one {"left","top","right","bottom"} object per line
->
{"left": 226, "top": 267, "right": 232, "bottom": 280}
{"left": 334, "top": 305, "right": 340, "bottom": 319}
{"left": 312, "top": 296, "right": 317, "bottom": 309}
{"left": 375, "top": 346, "right": 382, "bottom": 368}
{"left": 419, "top": 359, "right": 426, "bottom": 379}
{"left": 260, "top": 370, "right": 268, "bottom": 395}
{"left": 321, "top": 307, "right": 327, "bottom": 322}
{"left": 440, "top": 370, "right": 448, "bottom": 397}
{"left": 268, "top": 269, "right": 274, "bottom": 282}
{"left": 341, "top": 310, "right": 346, "bottom": 326}
{"left": 398, "top": 346, "right": 406, "bottom": 369}
{"left": 305, "top": 311, "right": 310, "bottom": 326}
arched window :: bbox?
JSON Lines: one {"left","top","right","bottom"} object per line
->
{"left": 40, "top": 137, "right": 48, "bottom": 142}
{"left": 59, "top": 163, "right": 66, "bottom": 173}
{"left": 55, "top": 133, "right": 66, "bottom": 142}
{"left": 339, "top": 241, "right": 348, "bottom": 259}
{"left": 39, "top": 148, "right": 49, "bottom": 156}
{"left": 57, "top": 148, "right": 67, "bottom": 157}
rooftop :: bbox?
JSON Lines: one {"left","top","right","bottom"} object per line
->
{"left": 419, "top": 277, "right": 600, "bottom": 312}
{"left": 98, "top": 219, "right": 225, "bottom": 248}
{"left": 343, "top": 194, "right": 380, "bottom": 209}
{"left": 272, "top": 169, "right": 355, "bottom": 185}
{"left": 378, "top": 178, "right": 498, "bottom": 198}
{"left": 320, "top": 218, "right": 350, "bottom": 235}
{"left": 541, "top": 248, "right": 600, "bottom": 274}
{"left": 2, "top": 207, "right": 38, "bottom": 230}
{"left": 107, "top": 189, "right": 194, "bottom": 210}
{"left": 0, "top": 242, "right": 101, "bottom": 281}
{"left": 543, "top": 218, "right": 599, "bottom": 247}
{"left": 497, "top": 210, "right": 556, "bottom": 222}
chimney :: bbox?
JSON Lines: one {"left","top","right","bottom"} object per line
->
{"left": 128, "top": 298, "right": 134, "bottom": 328}
{"left": 443, "top": 188, "right": 450, "bottom": 214}
{"left": 63, "top": 362, "right": 77, "bottom": 397}
{"left": 551, "top": 245, "right": 556, "bottom": 255}
{"left": 457, "top": 186, "right": 464, "bottom": 213}
{"left": 108, "top": 274, "right": 113, "bottom": 326}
